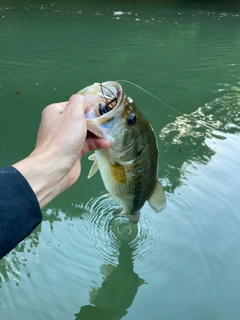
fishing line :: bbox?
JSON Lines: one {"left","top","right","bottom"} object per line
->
{"left": 116, "top": 79, "right": 185, "bottom": 117}
{"left": 116, "top": 79, "right": 219, "bottom": 131}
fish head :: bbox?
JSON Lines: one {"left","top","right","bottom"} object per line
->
{"left": 78, "top": 81, "right": 148, "bottom": 161}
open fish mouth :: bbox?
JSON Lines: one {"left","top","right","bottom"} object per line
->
{"left": 78, "top": 81, "right": 123, "bottom": 119}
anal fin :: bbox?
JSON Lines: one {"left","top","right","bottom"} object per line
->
{"left": 147, "top": 180, "right": 166, "bottom": 213}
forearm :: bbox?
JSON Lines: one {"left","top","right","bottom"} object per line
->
{"left": 0, "top": 166, "right": 42, "bottom": 259}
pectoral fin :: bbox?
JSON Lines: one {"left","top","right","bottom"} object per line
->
{"left": 88, "top": 153, "right": 99, "bottom": 178}
{"left": 148, "top": 180, "right": 166, "bottom": 213}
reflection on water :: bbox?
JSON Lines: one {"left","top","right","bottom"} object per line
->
{"left": 0, "top": 226, "right": 41, "bottom": 287}
{"left": 76, "top": 245, "right": 144, "bottom": 320}
{"left": 73, "top": 199, "right": 146, "bottom": 319}
{"left": 159, "top": 87, "right": 240, "bottom": 193}
{"left": 76, "top": 244, "right": 145, "bottom": 320}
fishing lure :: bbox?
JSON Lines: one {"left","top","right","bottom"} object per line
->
{"left": 99, "top": 83, "right": 118, "bottom": 115}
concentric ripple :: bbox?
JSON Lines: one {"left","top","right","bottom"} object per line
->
{"left": 71, "top": 193, "right": 168, "bottom": 267}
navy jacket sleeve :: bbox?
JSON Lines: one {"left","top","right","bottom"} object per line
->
{"left": 0, "top": 166, "right": 42, "bottom": 259}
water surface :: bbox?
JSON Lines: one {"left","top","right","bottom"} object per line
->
{"left": 1, "top": 1, "right": 240, "bottom": 319}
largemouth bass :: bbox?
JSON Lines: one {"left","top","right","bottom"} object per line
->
{"left": 78, "top": 81, "right": 166, "bottom": 223}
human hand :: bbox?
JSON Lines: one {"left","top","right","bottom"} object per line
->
{"left": 34, "top": 94, "right": 109, "bottom": 186}
{"left": 13, "top": 94, "right": 110, "bottom": 208}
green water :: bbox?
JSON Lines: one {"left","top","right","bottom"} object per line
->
{"left": 1, "top": 1, "right": 240, "bottom": 319}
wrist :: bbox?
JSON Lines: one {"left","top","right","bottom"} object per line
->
{"left": 12, "top": 151, "right": 70, "bottom": 209}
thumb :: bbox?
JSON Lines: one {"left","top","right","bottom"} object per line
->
{"left": 65, "top": 94, "right": 89, "bottom": 116}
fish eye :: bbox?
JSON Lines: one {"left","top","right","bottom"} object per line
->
{"left": 127, "top": 113, "right": 137, "bottom": 125}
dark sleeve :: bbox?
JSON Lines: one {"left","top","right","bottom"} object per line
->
{"left": 0, "top": 166, "right": 42, "bottom": 259}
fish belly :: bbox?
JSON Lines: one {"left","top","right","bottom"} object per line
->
{"left": 95, "top": 149, "right": 156, "bottom": 215}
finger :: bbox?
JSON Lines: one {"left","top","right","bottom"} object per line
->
{"left": 58, "top": 101, "right": 68, "bottom": 112}
{"left": 44, "top": 101, "right": 67, "bottom": 112}
{"left": 81, "top": 138, "right": 110, "bottom": 156}
{"left": 66, "top": 94, "right": 88, "bottom": 114}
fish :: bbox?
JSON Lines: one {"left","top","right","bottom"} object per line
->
{"left": 78, "top": 81, "right": 166, "bottom": 223}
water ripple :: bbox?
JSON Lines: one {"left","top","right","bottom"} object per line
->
{"left": 71, "top": 194, "right": 168, "bottom": 268}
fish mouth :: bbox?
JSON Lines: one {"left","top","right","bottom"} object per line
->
{"left": 78, "top": 81, "right": 123, "bottom": 119}
{"left": 78, "top": 81, "right": 124, "bottom": 138}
